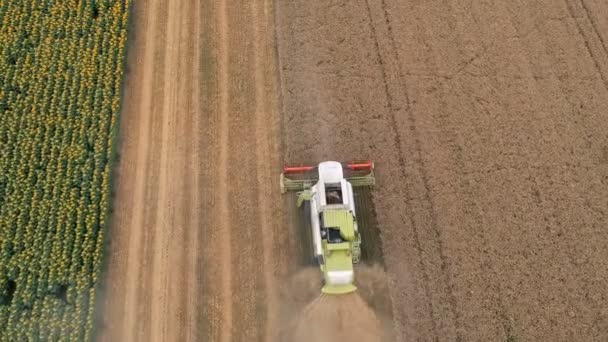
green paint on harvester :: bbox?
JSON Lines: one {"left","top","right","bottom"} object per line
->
{"left": 322, "top": 209, "right": 355, "bottom": 241}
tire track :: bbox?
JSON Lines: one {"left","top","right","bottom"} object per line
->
{"left": 579, "top": 0, "right": 608, "bottom": 58}
{"left": 198, "top": 0, "right": 221, "bottom": 338}
{"left": 365, "top": 0, "right": 445, "bottom": 338}
{"left": 117, "top": 1, "right": 167, "bottom": 340}
{"left": 402, "top": 3, "right": 492, "bottom": 337}
{"left": 185, "top": 0, "right": 202, "bottom": 339}
{"left": 134, "top": 0, "right": 168, "bottom": 336}
{"left": 171, "top": 1, "right": 199, "bottom": 341}
{"left": 123, "top": 0, "right": 158, "bottom": 336}
{"left": 215, "top": 0, "right": 233, "bottom": 340}
{"left": 362, "top": 0, "right": 438, "bottom": 339}
{"left": 564, "top": 0, "right": 608, "bottom": 90}
{"left": 365, "top": 0, "right": 462, "bottom": 339}
{"left": 175, "top": 1, "right": 193, "bottom": 335}
{"left": 224, "top": 2, "right": 268, "bottom": 339}
{"left": 148, "top": 0, "right": 178, "bottom": 339}
{"left": 251, "top": 0, "right": 281, "bottom": 338}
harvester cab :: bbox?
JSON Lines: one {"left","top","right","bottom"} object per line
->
{"left": 281, "top": 160, "right": 375, "bottom": 295}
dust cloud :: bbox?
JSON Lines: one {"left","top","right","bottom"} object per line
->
{"left": 277, "top": 264, "right": 392, "bottom": 342}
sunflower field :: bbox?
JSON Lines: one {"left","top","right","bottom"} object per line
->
{"left": 0, "top": 0, "right": 130, "bottom": 340}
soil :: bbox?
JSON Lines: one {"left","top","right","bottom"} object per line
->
{"left": 98, "top": 0, "right": 608, "bottom": 341}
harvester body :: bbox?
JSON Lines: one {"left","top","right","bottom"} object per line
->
{"left": 281, "top": 161, "right": 375, "bottom": 295}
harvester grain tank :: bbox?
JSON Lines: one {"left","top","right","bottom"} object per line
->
{"left": 280, "top": 160, "right": 375, "bottom": 294}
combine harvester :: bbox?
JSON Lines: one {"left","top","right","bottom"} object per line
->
{"left": 280, "top": 160, "right": 375, "bottom": 294}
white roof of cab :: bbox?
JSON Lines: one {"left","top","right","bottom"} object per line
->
{"left": 318, "top": 161, "right": 343, "bottom": 184}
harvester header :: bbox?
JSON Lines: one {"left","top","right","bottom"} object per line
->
{"left": 283, "top": 160, "right": 374, "bottom": 174}
{"left": 280, "top": 160, "right": 375, "bottom": 194}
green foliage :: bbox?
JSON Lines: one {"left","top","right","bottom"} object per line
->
{"left": 0, "top": 0, "right": 130, "bottom": 340}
